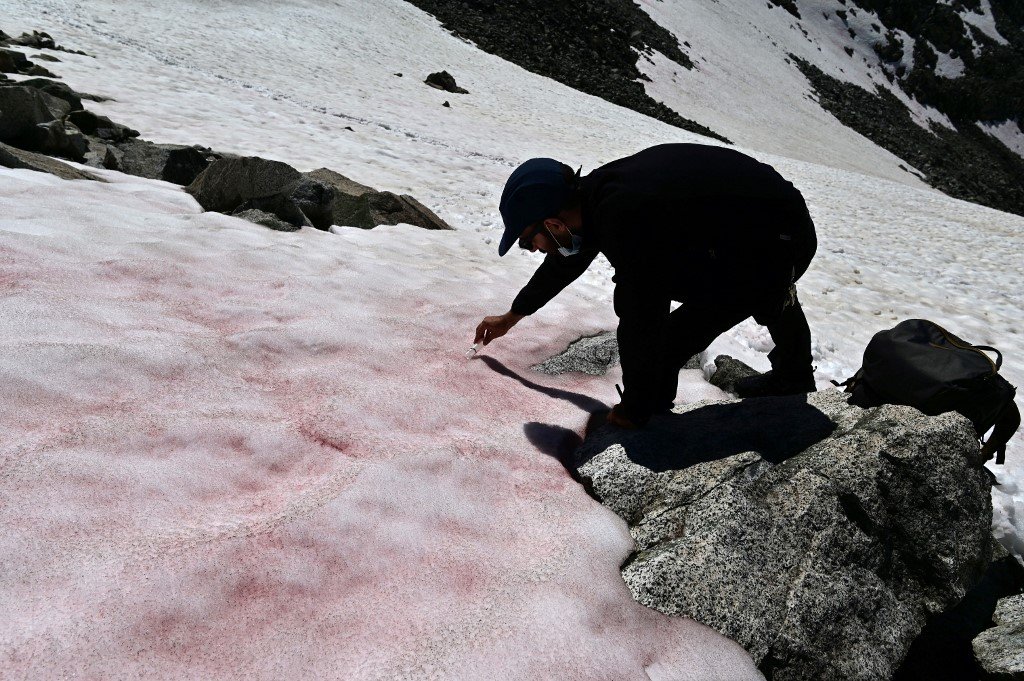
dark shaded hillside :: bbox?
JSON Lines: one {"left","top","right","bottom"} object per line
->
{"left": 403, "top": 0, "right": 730, "bottom": 143}
{"left": 794, "top": 57, "right": 1024, "bottom": 217}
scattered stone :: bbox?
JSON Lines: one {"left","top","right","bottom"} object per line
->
{"left": 974, "top": 593, "right": 1024, "bottom": 680}
{"left": 118, "top": 139, "right": 212, "bottom": 186}
{"left": 33, "top": 53, "right": 60, "bottom": 62}
{"left": 0, "top": 140, "right": 103, "bottom": 181}
{"left": 575, "top": 389, "right": 994, "bottom": 680}
{"left": 394, "top": 72, "right": 402, "bottom": 77}
{"left": 7, "top": 30, "right": 89, "bottom": 56}
{"left": 532, "top": 331, "right": 619, "bottom": 376}
{"left": 442, "top": 100, "right": 450, "bottom": 107}
{"left": 402, "top": 0, "right": 729, "bottom": 143}
{"left": 424, "top": 70, "right": 469, "bottom": 94}
{"left": 707, "top": 354, "right": 761, "bottom": 393}
{"left": 232, "top": 207, "right": 301, "bottom": 232}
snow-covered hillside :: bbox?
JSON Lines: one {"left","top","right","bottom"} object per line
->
{"left": 1, "top": 0, "right": 1023, "bottom": 677}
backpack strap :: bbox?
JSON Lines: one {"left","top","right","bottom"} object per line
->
{"left": 973, "top": 345, "right": 1004, "bottom": 370}
{"left": 981, "top": 401, "right": 1021, "bottom": 465}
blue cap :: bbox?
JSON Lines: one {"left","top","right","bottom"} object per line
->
{"left": 498, "top": 158, "right": 573, "bottom": 256}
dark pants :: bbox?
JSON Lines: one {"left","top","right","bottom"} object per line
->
{"left": 654, "top": 202, "right": 817, "bottom": 409}
{"left": 651, "top": 290, "right": 814, "bottom": 408}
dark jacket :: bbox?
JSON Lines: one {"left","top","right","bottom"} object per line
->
{"left": 510, "top": 143, "right": 816, "bottom": 418}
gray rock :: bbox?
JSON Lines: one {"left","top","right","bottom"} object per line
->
{"left": 305, "top": 167, "right": 452, "bottom": 231}
{"left": 424, "top": 70, "right": 469, "bottom": 94}
{"left": 974, "top": 593, "right": 1024, "bottom": 679}
{"left": 33, "top": 53, "right": 60, "bottom": 63}
{"left": 0, "top": 48, "right": 30, "bottom": 74}
{"left": 232, "top": 208, "right": 301, "bottom": 232}
{"left": 0, "top": 140, "right": 103, "bottom": 181}
{"left": 68, "top": 110, "right": 138, "bottom": 143}
{"left": 366, "top": 191, "right": 452, "bottom": 230}
{"left": 288, "top": 176, "right": 337, "bottom": 230}
{"left": 187, "top": 156, "right": 303, "bottom": 212}
{"left": 32, "top": 119, "right": 87, "bottom": 160}
{"left": 575, "top": 389, "right": 993, "bottom": 680}
{"left": 898, "top": 538, "right": 1024, "bottom": 678}
{"left": 118, "top": 139, "right": 211, "bottom": 185}
{"left": 533, "top": 331, "right": 619, "bottom": 376}
{"left": 13, "top": 77, "right": 83, "bottom": 110}
{"left": 533, "top": 332, "right": 706, "bottom": 376}
{"left": 708, "top": 354, "right": 761, "bottom": 393}
{"left": 0, "top": 86, "right": 70, "bottom": 143}
{"left": 24, "top": 64, "right": 57, "bottom": 78}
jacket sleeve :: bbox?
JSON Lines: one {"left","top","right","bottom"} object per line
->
{"left": 510, "top": 248, "right": 598, "bottom": 316}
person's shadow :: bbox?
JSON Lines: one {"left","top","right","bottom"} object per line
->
{"left": 478, "top": 356, "right": 836, "bottom": 473}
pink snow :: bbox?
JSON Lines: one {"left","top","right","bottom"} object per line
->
{"left": 0, "top": 168, "right": 760, "bottom": 679}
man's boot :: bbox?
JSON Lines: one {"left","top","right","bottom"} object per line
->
{"left": 736, "top": 291, "right": 815, "bottom": 398}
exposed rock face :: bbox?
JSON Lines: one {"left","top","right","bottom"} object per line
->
{"left": 974, "top": 593, "right": 1024, "bottom": 680}
{"left": 424, "top": 70, "right": 468, "bottom": 94}
{"left": 0, "top": 141, "right": 103, "bottom": 181}
{"left": 575, "top": 389, "right": 993, "bottom": 680}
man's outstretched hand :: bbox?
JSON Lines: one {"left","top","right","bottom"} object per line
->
{"left": 474, "top": 311, "right": 524, "bottom": 346}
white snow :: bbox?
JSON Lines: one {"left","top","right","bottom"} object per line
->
{"left": 960, "top": 0, "right": 1011, "bottom": 46}
{"left": 1, "top": 0, "right": 1023, "bottom": 677}
{"left": 979, "top": 119, "right": 1024, "bottom": 159}
{"left": 934, "top": 50, "right": 967, "bottom": 78}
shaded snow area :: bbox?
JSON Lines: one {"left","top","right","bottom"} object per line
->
{"left": 2, "top": 0, "right": 1024, "bottom": 676}
{"left": 0, "top": 168, "right": 757, "bottom": 678}
{"left": 960, "top": 0, "right": 1011, "bottom": 46}
{"left": 980, "top": 119, "right": 1024, "bottom": 159}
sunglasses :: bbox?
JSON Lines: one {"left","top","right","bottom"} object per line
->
{"left": 518, "top": 221, "right": 546, "bottom": 250}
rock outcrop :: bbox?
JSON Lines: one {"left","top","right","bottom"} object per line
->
{"left": 574, "top": 388, "right": 995, "bottom": 680}
{"left": 186, "top": 159, "right": 452, "bottom": 232}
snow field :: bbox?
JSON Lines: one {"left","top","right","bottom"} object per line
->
{"left": 2, "top": 0, "right": 1024, "bottom": 675}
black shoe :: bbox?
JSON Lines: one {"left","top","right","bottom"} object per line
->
{"left": 734, "top": 370, "right": 816, "bottom": 398}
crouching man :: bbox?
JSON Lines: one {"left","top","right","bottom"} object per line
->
{"left": 475, "top": 143, "right": 818, "bottom": 428}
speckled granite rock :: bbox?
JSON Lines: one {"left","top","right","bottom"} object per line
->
{"left": 708, "top": 354, "right": 761, "bottom": 393}
{"left": 575, "top": 389, "right": 993, "bottom": 680}
{"left": 974, "top": 593, "right": 1024, "bottom": 679}
{"left": 532, "top": 331, "right": 619, "bottom": 376}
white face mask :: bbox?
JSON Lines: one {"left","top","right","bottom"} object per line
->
{"left": 546, "top": 223, "right": 583, "bottom": 257}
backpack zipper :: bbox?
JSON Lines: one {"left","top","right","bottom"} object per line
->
{"left": 929, "top": 323, "right": 998, "bottom": 374}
